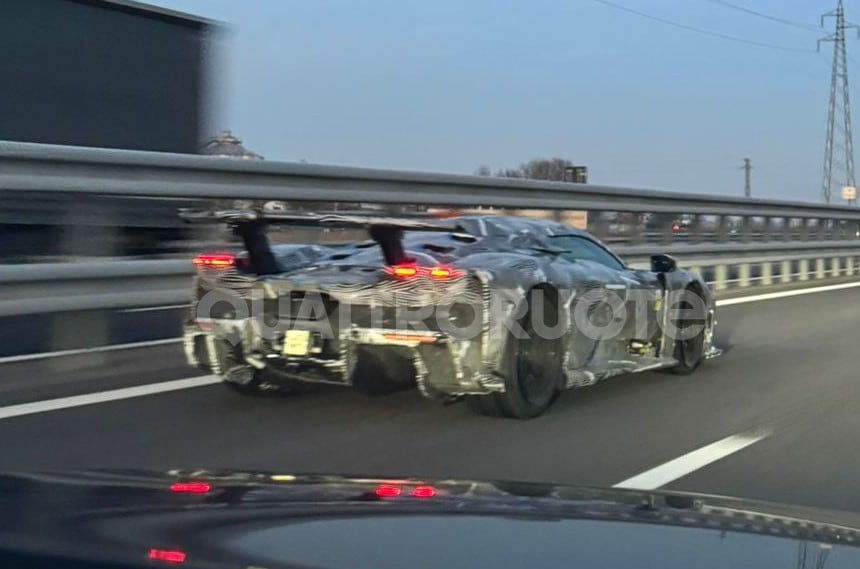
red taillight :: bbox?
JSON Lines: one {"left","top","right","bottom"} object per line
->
{"left": 428, "top": 266, "right": 462, "bottom": 279}
{"left": 385, "top": 264, "right": 419, "bottom": 278}
{"left": 672, "top": 224, "right": 680, "bottom": 232}
{"left": 384, "top": 265, "right": 463, "bottom": 279}
{"left": 411, "top": 485, "right": 436, "bottom": 498}
{"left": 170, "top": 481, "right": 211, "bottom": 494}
{"left": 192, "top": 253, "right": 234, "bottom": 268}
{"left": 147, "top": 549, "right": 186, "bottom": 564}
{"left": 374, "top": 484, "right": 402, "bottom": 497}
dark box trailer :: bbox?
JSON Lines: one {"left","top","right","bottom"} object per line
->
{"left": 0, "top": 0, "right": 217, "bottom": 261}
{"left": 0, "top": 0, "right": 212, "bottom": 153}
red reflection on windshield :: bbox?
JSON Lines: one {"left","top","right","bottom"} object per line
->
{"left": 169, "top": 481, "right": 211, "bottom": 494}
{"left": 411, "top": 485, "right": 436, "bottom": 498}
{"left": 374, "top": 484, "right": 402, "bottom": 497}
{"left": 147, "top": 549, "right": 186, "bottom": 563}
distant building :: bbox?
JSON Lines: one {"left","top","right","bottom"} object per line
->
{"left": 200, "top": 131, "right": 263, "bottom": 160}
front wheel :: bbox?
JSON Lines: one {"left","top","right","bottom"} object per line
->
{"left": 667, "top": 287, "right": 707, "bottom": 375}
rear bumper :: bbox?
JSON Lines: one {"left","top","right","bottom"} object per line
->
{"left": 183, "top": 321, "right": 500, "bottom": 397}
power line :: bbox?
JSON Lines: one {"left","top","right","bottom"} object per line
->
{"left": 705, "top": 0, "right": 821, "bottom": 33}
{"left": 590, "top": 0, "right": 814, "bottom": 52}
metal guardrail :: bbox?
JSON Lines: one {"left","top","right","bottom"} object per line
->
{"left": 0, "top": 260, "right": 190, "bottom": 317}
{"left": 2, "top": 140, "right": 860, "bottom": 220}
{"left": 617, "top": 240, "right": 860, "bottom": 263}
{"left": 2, "top": 245, "right": 860, "bottom": 317}
{"left": 2, "top": 140, "right": 860, "bottom": 320}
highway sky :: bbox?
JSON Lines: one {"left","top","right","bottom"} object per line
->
{"left": 159, "top": 0, "right": 849, "bottom": 202}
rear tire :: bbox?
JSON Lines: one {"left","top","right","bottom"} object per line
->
{"left": 467, "top": 289, "right": 563, "bottom": 419}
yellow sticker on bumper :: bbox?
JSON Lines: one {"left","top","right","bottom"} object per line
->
{"left": 283, "top": 330, "right": 311, "bottom": 356}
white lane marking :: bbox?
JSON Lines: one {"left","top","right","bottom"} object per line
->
{"left": 0, "top": 338, "right": 182, "bottom": 365}
{"left": 613, "top": 431, "right": 769, "bottom": 490}
{"left": 120, "top": 304, "right": 189, "bottom": 313}
{"left": 0, "top": 375, "right": 220, "bottom": 421}
{"left": 716, "top": 280, "right": 860, "bottom": 307}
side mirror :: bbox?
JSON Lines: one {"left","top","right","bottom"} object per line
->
{"left": 650, "top": 254, "right": 677, "bottom": 273}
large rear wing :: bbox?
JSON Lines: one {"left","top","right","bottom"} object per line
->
{"left": 179, "top": 208, "right": 466, "bottom": 273}
{"left": 178, "top": 208, "right": 458, "bottom": 231}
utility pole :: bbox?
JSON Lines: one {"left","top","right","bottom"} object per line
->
{"left": 820, "top": 0, "right": 859, "bottom": 204}
{"left": 742, "top": 158, "right": 752, "bottom": 197}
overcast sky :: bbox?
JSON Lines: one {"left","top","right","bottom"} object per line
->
{"left": 157, "top": 0, "right": 852, "bottom": 202}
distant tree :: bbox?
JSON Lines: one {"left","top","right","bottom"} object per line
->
{"left": 516, "top": 157, "right": 576, "bottom": 181}
{"left": 479, "top": 157, "right": 577, "bottom": 181}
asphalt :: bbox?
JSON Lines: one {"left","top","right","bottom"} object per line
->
{"left": 1, "top": 284, "right": 859, "bottom": 516}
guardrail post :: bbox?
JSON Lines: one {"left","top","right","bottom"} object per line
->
{"left": 739, "top": 216, "right": 751, "bottom": 243}
{"left": 847, "top": 256, "right": 855, "bottom": 276}
{"left": 716, "top": 215, "right": 729, "bottom": 243}
{"left": 624, "top": 213, "right": 640, "bottom": 245}
{"left": 657, "top": 214, "right": 675, "bottom": 245}
{"left": 783, "top": 218, "right": 794, "bottom": 241}
{"left": 761, "top": 217, "right": 772, "bottom": 242}
{"left": 831, "top": 257, "right": 841, "bottom": 277}
{"left": 835, "top": 219, "right": 847, "bottom": 240}
{"left": 690, "top": 214, "right": 703, "bottom": 244}
{"left": 815, "top": 258, "right": 826, "bottom": 279}
{"left": 628, "top": 214, "right": 644, "bottom": 245}
{"left": 780, "top": 260, "right": 791, "bottom": 283}
{"left": 591, "top": 212, "right": 611, "bottom": 241}
{"left": 799, "top": 259, "right": 809, "bottom": 281}
{"left": 761, "top": 261, "right": 773, "bottom": 285}
{"left": 714, "top": 264, "right": 728, "bottom": 290}
{"left": 738, "top": 263, "right": 751, "bottom": 287}
{"left": 801, "top": 219, "right": 813, "bottom": 242}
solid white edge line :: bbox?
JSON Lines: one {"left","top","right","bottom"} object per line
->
{"left": 0, "top": 338, "right": 182, "bottom": 365}
{"left": 612, "top": 431, "right": 769, "bottom": 490}
{"left": 0, "top": 375, "right": 221, "bottom": 421}
{"left": 120, "top": 304, "right": 190, "bottom": 313}
{"left": 716, "top": 280, "right": 860, "bottom": 306}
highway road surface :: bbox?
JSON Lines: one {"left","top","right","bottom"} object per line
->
{"left": 1, "top": 282, "right": 859, "bottom": 515}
